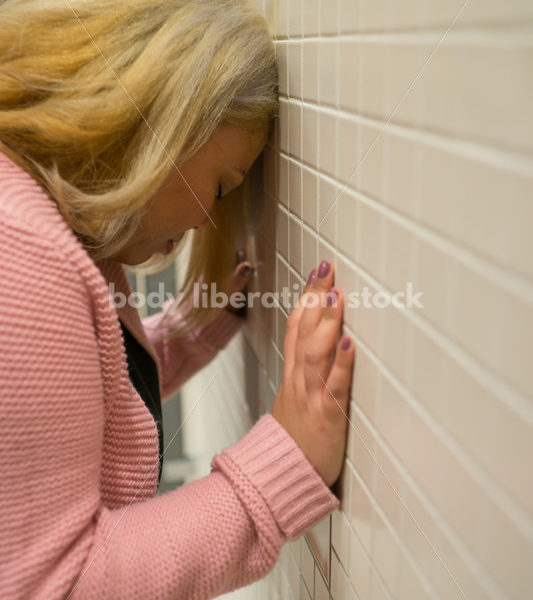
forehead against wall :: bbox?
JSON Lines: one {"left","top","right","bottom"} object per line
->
{"left": 172, "top": 1, "right": 533, "bottom": 600}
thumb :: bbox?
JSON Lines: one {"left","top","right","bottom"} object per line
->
{"left": 228, "top": 262, "right": 254, "bottom": 294}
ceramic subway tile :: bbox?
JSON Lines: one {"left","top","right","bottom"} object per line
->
{"left": 339, "top": 0, "right": 361, "bottom": 34}
{"left": 288, "top": 101, "right": 302, "bottom": 159}
{"left": 382, "top": 215, "right": 415, "bottom": 298}
{"left": 348, "top": 526, "right": 372, "bottom": 599}
{"left": 357, "top": 121, "right": 386, "bottom": 204}
{"left": 410, "top": 323, "right": 451, "bottom": 425}
{"left": 314, "top": 565, "right": 329, "bottom": 600}
{"left": 431, "top": 530, "right": 494, "bottom": 600}
{"left": 447, "top": 259, "right": 500, "bottom": 376}
{"left": 487, "top": 397, "right": 533, "bottom": 515}
{"left": 317, "top": 175, "right": 337, "bottom": 246}
{"left": 383, "top": 128, "right": 419, "bottom": 219}
{"left": 437, "top": 447, "right": 488, "bottom": 563}
{"left": 357, "top": 200, "right": 384, "bottom": 283}
{"left": 302, "top": 165, "right": 318, "bottom": 229}
{"left": 302, "top": 104, "right": 319, "bottom": 169}
{"left": 370, "top": 569, "right": 394, "bottom": 600}
{"left": 290, "top": 537, "right": 302, "bottom": 567}
{"left": 288, "top": 159, "right": 302, "bottom": 217}
{"left": 493, "top": 281, "right": 533, "bottom": 400}
{"left": 302, "top": 41, "right": 319, "bottom": 103}
{"left": 276, "top": 42, "right": 289, "bottom": 95}
{"left": 302, "top": 0, "right": 320, "bottom": 36}
{"left": 479, "top": 489, "right": 533, "bottom": 600}
{"left": 354, "top": 272, "right": 383, "bottom": 357}
{"left": 415, "top": 138, "right": 460, "bottom": 239}
{"left": 336, "top": 455, "right": 353, "bottom": 515}
{"left": 302, "top": 226, "right": 318, "bottom": 283}
{"left": 358, "top": 0, "right": 533, "bottom": 30}
{"left": 380, "top": 303, "right": 414, "bottom": 389}
{"left": 279, "top": 98, "right": 289, "bottom": 153}
{"left": 288, "top": 549, "right": 301, "bottom": 599}
{"left": 411, "top": 235, "right": 455, "bottom": 335}
{"left": 301, "top": 540, "right": 315, "bottom": 598}
{"left": 320, "top": 0, "right": 339, "bottom": 36}
{"left": 347, "top": 410, "right": 377, "bottom": 497}
{"left": 453, "top": 155, "right": 533, "bottom": 281}
{"left": 370, "top": 509, "right": 400, "bottom": 597}
{"left": 276, "top": 0, "right": 289, "bottom": 38}
{"left": 352, "top": 344, "right": 379, "bottom": 424}
{"left": 395, "top": 550, "right": 434, "bottom": 600}
{"left": 359, "top": 0, "right": 392, "bottom": 31}
{"left": 331, "top": 550, "right": 351, "bottom": 600}
{"left": 318, "top": 39, "right": 338, "bottom": 108}
{"left": 398, "top": 482, "right": 443, "bottom": 593}
{"left": 307, "top": 516, "right": 331, "bottom": 585}
{"left": 334, "top": 253, "right": 357, "bottom": 333}
{"left": 358, "top": 39, "right": 387, "bottom": 120}
{"left": 375, "top": 374, "right": 410, "bottom": 475}
{"left": 288, "top": 215, "right": 302, "bottom": 275}
{"left": 383, "top": 41, "right": 427, "bottom": 130}
{"left": 276, "top": 254, "right": 289, "bottom": 299}
{"left": 438, "top": 42, "right": 531, "bottom": 152}
{"left": 460, "top": 2, "right": 533, "bottom": 23}
{"left": 337, "top": 115, "right": 359, "bottom": 187}
{"left": 336, "top": 188, "right": 357, "bottom": 262}
{"left": 288, "top": 42, "right": 302, "bottom": 99}
{"left": 339, "top": 40, "right": 359, "bottom": 113}
{"left": 287, "top": 0, "right": 302, "bottom": 38}
{"left": 349, "top": 467, "right": 374, "bottom": 553}
{"left": 318, "top": 110, "right": 337, "bottom": 178}
{"left": 300, "top": 578, "right": 312, "bottom": 600}
{"left": 331, "top": 509, "right": 351, "bottom": 572}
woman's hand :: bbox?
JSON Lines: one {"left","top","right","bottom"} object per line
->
{"left": 272, "top": 260, "right": 355, "bottom": 488}
{"left": 224, "top": 249, "right": 254, "bottom": 317}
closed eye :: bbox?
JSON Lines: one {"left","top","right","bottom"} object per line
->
{"left": 215, "top": 184, "right": 222, "bottom": 199}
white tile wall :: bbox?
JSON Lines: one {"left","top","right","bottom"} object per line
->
{"left": 178, "top": 1, "right": 533, "bottom": 599}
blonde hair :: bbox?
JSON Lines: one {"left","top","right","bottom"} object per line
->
{"left": 0, "top": 0, "right": 278, "bottom": 336}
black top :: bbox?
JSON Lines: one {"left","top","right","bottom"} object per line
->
{"left": 119, "top": 319, "right": 164, "bottom": 486}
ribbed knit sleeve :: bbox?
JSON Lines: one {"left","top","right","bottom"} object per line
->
{"left": 71, "top": 415, "right": 339, "bottom": 600}
{"left": 142, "top": 298, "right": 244, "bottom": 401}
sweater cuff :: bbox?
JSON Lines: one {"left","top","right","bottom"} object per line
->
{"left": 197, "top": 308, "right": 243, "bottom": 351}
{"left": 211, "top": 414, "right": 339, "bottom": 541}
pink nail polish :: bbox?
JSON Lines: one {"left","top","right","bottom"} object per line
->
{"left": 318, "top": 260, "right": 331, "bottom": 279}
{"left": 307, "top": 268, "right": 317, "bottom": 286}
{"left": 327, "top": 289, "right": 338, "bottom": 307}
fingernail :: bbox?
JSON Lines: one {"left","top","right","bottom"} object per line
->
{"left": 318, "top": 260, "right": 331, "bottom": 279}
{"left": 327, "top": 289, "right": 338, "bottom": 307}
{"left": 240, "top": 264, "right": 253, "bottom": 277}
{"left": 340, "top": 335, "right": 351, "bottom": 351}
{"left": 307, "top": 268, "right": 317, "bottom": 286}
{"left": 236, "top": 248, "right": 245, "bottom": 265}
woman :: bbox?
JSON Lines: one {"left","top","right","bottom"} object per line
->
{"left": 0, "top": 1, "right": 355, "bottom": 598}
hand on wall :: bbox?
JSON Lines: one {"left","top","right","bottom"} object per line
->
{"left": 272, "top": 260, "right": 355, "bottom": 489}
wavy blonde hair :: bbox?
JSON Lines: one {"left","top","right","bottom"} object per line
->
{"left": 0, "top": 0, "right": 278, "bottom": 337}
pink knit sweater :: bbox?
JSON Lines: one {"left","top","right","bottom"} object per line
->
{"left": 0, "top": 152, "right": 339, "bottom": 600}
